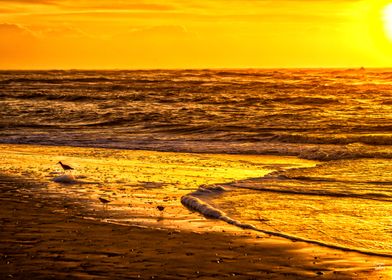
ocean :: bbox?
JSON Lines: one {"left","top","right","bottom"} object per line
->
{"left": 1, "top": 69, "right": 392, "bottom": 256}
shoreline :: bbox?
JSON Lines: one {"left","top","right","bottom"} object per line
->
{"left": 1, "top": 173, "right": 390, "bottom": 279}
{"left": 0, "top": 143, "right": 391, "bottom": 279}
{"left": 0, "top": 143, "right": 316, "bottom": 233}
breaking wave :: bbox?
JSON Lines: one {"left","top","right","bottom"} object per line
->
{"left": 181, "top": 184, "right": 392, "bottom": 258}
{"left": 2, "top": 69, "right": 392, "bottom": 162}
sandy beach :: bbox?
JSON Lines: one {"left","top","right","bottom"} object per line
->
{"left": 0, "top": 144, "right": 391, "bottom": 279}
{"left": 2, "top": 0, "right": 392, "bottom": 276}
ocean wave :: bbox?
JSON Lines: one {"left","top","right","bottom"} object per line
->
{"left": 276, "top": 133, "right": 392, "bottom": 146}
{"left": 2, "top": 69, "right": 392, "bottom": 161}
{"left": 0, "top": 91, "right": 152, "bottom": 102}
{"left": 229, "top": 182, "right": 392, "bottom": 202}
{"left": 181, "top": 186, "right": 256, "bottom": 230}
{"left": 181, "top": 185, "right": 392, "bottom": 258}
{"left": 0, "top": 77, "right": 112, "bottom": 84}
{"left": 83, "top": 114, "right": 163, "bottom": 127}
{"left": 213, "top": 70, "right": 277, "bottom": 78}
{"left": 2, "top": 133, "right": 392, "bottom": 161}
{"left": 297, "top": 145, "right": 392, "bottom": 161}
{"left": 267, "top": 97, "right": 340, "bottom": 105}
{"left": 0, "top": 92, "right": 109, "bottom": 101}
{"left": 0, "top": 123, "right": 61, "bottom": 129}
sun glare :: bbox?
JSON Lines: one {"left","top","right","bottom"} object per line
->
{"left": 383, "top": 3, "right": 392, "bottom": 41}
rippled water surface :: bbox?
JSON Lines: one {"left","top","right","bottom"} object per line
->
{"left": 1, "top": 69, "right": 392, "bottom": 255}
{"left": 201, "top": 158, "right": 392, "bottom": 256}
{"left": 1, "top": 69, "right": 392, "bottom": 159}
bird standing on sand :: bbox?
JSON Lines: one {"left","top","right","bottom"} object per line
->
{"left": 99, "top": 197, "right": 111, "bottom": 209}
{"left": 156, "top": 205, "right": 165, "bottom": 221}
{"left": 57, "top": 161, "right": 74, "bottom": 173}
{"left": 99, "top": 197, "right": 111, "bottom": 204}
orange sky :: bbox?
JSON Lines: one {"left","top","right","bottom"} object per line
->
{"left": 0, "top": 0, "right": 391, "bottom": 69}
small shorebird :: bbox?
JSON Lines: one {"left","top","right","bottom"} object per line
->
{"left": 156, "top": 205, "right": 165, "bottom": 221}
{"left": 99, "top": 197, "right": 111, "bottom": 204}
{"left": 99, "top": 197, "right": 111, "bottom": 209}
{"left": 57, "top": 161, "right": 74, "bottom": 173}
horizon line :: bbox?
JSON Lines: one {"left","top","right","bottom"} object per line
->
{"left": 0, "top": 66, "right": 391, "bottom": 71}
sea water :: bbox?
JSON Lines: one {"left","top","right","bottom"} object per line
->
{"left": 1, "top": 68, "right": 392, "bottom": 256}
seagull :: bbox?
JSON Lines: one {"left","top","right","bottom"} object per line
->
{"left": 57, "top": 161, "right": 74, "bottom": 173}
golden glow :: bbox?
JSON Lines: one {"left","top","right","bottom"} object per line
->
{"left": 384, "top": 3, "right": 392, "bottom": 42}
{"left": 0, "top": 0, "right": 391, "bottom": 69}
{"left": 0, "top": 144, "right": 315, "bottom": 230}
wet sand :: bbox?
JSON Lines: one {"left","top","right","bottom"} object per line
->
{"left": 0, "top": 144, "right": 391, "bottom": 279}
{"left": 0, "top": 144, "right": 316, "bottom": 232}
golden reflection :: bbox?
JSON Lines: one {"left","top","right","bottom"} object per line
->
{"left": 0, "top": 144, "right": 316, "bottom": 231}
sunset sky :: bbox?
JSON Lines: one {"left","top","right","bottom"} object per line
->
{"left": 0, "top": 0, "right": 392, "bottom": 69}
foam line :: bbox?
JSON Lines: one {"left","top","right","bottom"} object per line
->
{"left": 181, "top": 193, "right": 392, "bottom": 258}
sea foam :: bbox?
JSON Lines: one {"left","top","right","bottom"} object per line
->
{"left": 182, "top": 182, "right": 392, "bottom": 258}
